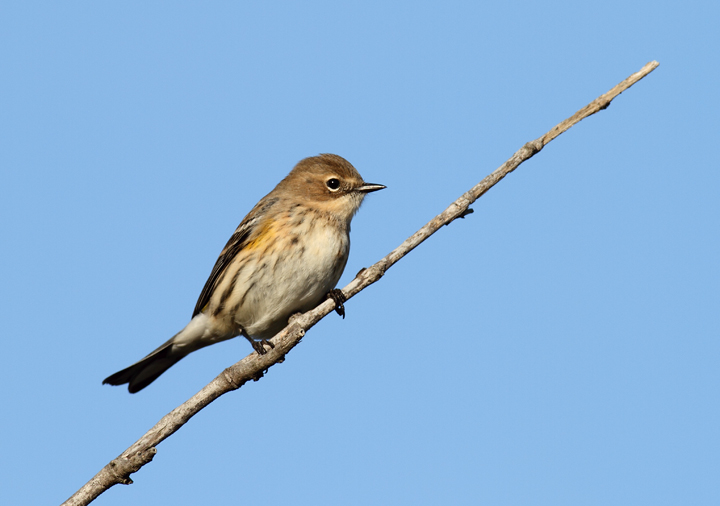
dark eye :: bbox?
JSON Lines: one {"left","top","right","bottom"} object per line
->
{"left": 326, "top": 178, "right": 341, "bottom": 191}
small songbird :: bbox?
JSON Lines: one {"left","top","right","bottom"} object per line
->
{"left": 103, "top": 154, "right": 384, "bottom": 393}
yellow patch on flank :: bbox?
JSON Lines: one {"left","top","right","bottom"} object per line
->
{"left": 242, "top": 220, "right": 277, "bottom": 252}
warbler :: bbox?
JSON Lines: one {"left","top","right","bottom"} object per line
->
{"left": 103, "top": 154, "right": 384, "bottom": 393}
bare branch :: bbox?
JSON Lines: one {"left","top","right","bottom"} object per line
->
{"left": 62, "top": 60, "right": 659, "bottom": 506}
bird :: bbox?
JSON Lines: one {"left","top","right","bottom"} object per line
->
{"left": 103, "top": 154, "right": 384, "bottom": 393}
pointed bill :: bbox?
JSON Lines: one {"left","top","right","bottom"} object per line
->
{"left": 356, "top": 183, "right": 386, "bottom": 193}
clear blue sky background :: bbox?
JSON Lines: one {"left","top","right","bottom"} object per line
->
{"left": 1, "top": 2, "right": 718, "bottom": 505}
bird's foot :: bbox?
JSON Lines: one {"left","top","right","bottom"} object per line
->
{"left": 250, "top": 338, "right": 275, "bottom": 355}
{"left": 327, "top": 289, "right": 346, "bottom": 319}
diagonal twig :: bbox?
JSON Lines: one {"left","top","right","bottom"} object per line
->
{"left": 62, "top": 60, "right": 659, "bottom": 506}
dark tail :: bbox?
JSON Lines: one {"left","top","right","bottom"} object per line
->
{"left": 103, "top": 336, "right": 187, "bottom": 393}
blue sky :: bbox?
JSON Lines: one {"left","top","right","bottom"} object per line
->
{"left": 1, "top": 2, "right": 718, "bottom": 505}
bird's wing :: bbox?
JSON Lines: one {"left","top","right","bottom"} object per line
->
{"left": 192, "top": 196, "right": 278, "bottom": 317}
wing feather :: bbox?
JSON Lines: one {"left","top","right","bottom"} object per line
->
{"left": 192, "top": 196, "right": 278, "bottom": 317}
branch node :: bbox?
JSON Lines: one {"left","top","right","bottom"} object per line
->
{"left": 445, "top": 207, "right": 474, "bottom": 225}
{"left": 523, "top": 140, "right": 542, "bottom": 156}
{"left": 288, "top": 313, "right": 303, "bottom": 326}
{"left": 222, "top": 370, "right": 241, "bottom": 390}
{"left": 107, "top": 460, "right": 132, "bottom": 485}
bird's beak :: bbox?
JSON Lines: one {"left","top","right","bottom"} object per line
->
{"left": 356, "top": 183, "right": 386, "bottom": 193}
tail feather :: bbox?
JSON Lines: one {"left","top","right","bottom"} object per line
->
{"left": 103, "top": 313, "right": 230, "bottom": 393}
{"left": 103, "top": 335, "right": 187, "bottom": 393}
{"left": 102, "top": 338, "right": 184, "bottom": 392}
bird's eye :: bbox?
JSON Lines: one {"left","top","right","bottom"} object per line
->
{"left": 326, "top": 178, "right": 341, "bottom": 191}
